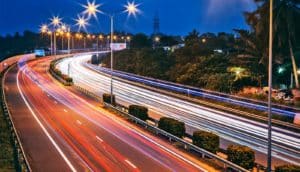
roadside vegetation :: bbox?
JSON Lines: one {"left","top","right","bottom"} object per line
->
{"left": 0, "top": 72, "right": 17, "bottom": 171}
{"left": 49, "top": 61, "right": 73, "bottom": 86}
{"left": 101, "top": 94, "right": 259, "bottom": 170}
{"left": 101, "top": 0, "right": 300, "bottom": 109}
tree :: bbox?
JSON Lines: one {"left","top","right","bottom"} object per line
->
{"left": 131, "top": 33, "right": 152, "bottom": 48}
{"left": 236, "top": 0, "right": 300, "bottom": 88}
{"left": 227, "top": 145, "right": 255, "bottom": 169}
{"left": 192, "top": 131, "right": 220, "bottom": 153}
{"left": 160, "top": 36, "right": 178, "bottom": 46}
{"left": 185, "top": 29, "right": 200, "bottom": 47}
{"left": 158, "top": 117, "right": 185, "bottom": 138}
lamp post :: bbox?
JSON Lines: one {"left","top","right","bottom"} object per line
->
{"left": 75, "top": 15, "right": 89, "bottom": 50}
{"left": 126, "top": 36, "right": 131, "bottom": 49}
{"left": 47, "top": 31, "right": 53, "bottom": 55}
{"left": 66, "top": 31, "right": 71, "bottom": 54}
{"left": 83, "top": 1, "right": 140, "bottom": 105}
{"left": 51, "top": 16, "right": 61, "bottom": 56}
{"left": 40, "top": 24, "right": 53, "bottom": 55}
{"left": 267, "top": 0, "right": 273, "bottom": 171}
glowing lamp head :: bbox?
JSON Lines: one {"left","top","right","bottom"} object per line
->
{"left": 66, "top": 32, "right": 71, "bottom": 38}
{"left": 61, "top": 24, "right": 67, "bottom": 31}
{"left": 51, "top": 16, "right": 61, "bottom": 26}
{"left": 155, "top": 36, "right": 160, "bottom": 42}
{"left": 40, "top": 24, "right": 48, "bottom": 33}
{"left": 75, "top": 15, "right": 89, "bottom": 31}
{"left": 124, "top": 1, "right": 140, "bottom": 17}
{"left": 83, "top": 0, "right": 101, "bottom": 18}
{"left": 99, "top": 35, "right": 103, "bottom": 39}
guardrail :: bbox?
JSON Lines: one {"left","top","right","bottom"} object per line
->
{"left": 1, "top": 65, "right": 31, "bottom": 172}
{"left": 52, "top": 54, "right": 249, "bottom": 172}
{"left": 103, "top": 103, "right": 249, "bottom": 172}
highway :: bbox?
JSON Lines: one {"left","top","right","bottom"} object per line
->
{"left": 57, "top": 54, "right": 300, "bottom": 167}
{"left": 3, "top": 55, "right": 209, "bottom": 171}
{"left": 86, "top": 61, "right": 298, "bottom": 118}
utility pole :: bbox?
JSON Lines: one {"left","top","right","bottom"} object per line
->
{"left": 267, "top": 0, "right": 273, "bottom": 171}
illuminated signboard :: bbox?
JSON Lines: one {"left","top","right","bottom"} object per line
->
{"left": 110, "top": 43, "right": 127, "bottom": 51}
{"left": 34, "top": 49, "right": 46, "bottom": 57}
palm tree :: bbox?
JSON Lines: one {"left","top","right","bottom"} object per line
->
{"left": 236, "top": 0, "right": 300, "bottom": 88}
{"left": 272, "top": 0, "right": 300, "bottom": 88}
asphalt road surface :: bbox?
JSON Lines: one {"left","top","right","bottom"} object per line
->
{"left": 4, "top": 55, "right": 208, "bottom": 171}
{"left": 57, "top": 54, "right": 300, "bottom": 167}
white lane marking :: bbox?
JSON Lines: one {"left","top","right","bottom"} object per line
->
{"left": 64, "top": 109, "right": 68, "bottom": 113}
{"left": 125, "top": 159, "right": 137, "bottom": 169}
{"left": 53, "top": 84, "right": 208, "bottom": 171}
{"left": 95, "top": 136, "right": 103, "bottom": 142}
{"left": 16, "top": 68, "right": 77, "bottom": 172}
{"left": 76, "top": 120, "right": 82, "bottom": 125}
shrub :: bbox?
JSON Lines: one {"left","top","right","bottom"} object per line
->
{"left": 192, "top": 130, "right": 219, "bottom": 153}
{"left": 65, "top": 77, "right": 73, "bottom": 83}
{"left": 128, "top": 105, "right": 149, "bottom": 121}
{"left": 275, "top": 164, "right": 300, "bottom": 172}
{"left": 158, "top": 117, "right": 185, "bottom": 138}
{"left": 103, "top": 93, "right": 116, "bottom": 105}
{"left": 227, "top": 145, "right": 255, "bottom": 169}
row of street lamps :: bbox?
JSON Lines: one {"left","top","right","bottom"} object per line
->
{"left": 40, "top": 1, "right": 274, "bottom": 171}
{"left": 40, "top": 0, "right": 140, "bottom": 106}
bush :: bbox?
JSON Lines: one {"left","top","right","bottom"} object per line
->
{"left": 275, "top": 164, "right": 300, "bottom": 172}
{"left": 128, "top": 105, "right": 149, "bottom": 121}
{"left": 192, "top": 130, "right": 219, "bottom": 153}
{"left": 227, "top": 145, "right": 255, "bottom": 169}
{"left": 158, "top": 117, "right": 185, "bottom": 138}
{"left": 65, "top": 77, "right": 73, "bottom": 83}
{"left": 103, "top": 93, "right": 116, "bottom": 105}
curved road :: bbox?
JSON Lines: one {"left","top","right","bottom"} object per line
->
{"left": 57, "top": 54, "right": 300, "bottom": 167}
{"left": 4, "top": 55, "right": 209, "bottom": 171}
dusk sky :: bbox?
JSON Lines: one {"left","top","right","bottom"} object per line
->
{"left": 0, "top": 0, "right": 257, "bottom": 36}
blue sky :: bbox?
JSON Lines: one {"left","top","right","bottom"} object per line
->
{"left": 0, "top": 0, "right": 257, "bottom": 36}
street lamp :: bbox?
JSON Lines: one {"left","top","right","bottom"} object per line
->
{"left": 50, "top": 16, "right": 62, "bottom": 55}
{"left": 82, "top": 1, "right": 140, "bottom": 105}
{"left": 126, "top": 36, "right": 131, "bottom": 49}
{"left": 82, "top": 0, "right": 101, "bottom": 19}
{"left": 75, "top": 15, "right": 89, "bottom": 50}
{"left": 47, "top": 31, "right": 53, "bottom": 55}
{"left": 40, "top": 24, "right": 54, "bottom": 55}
